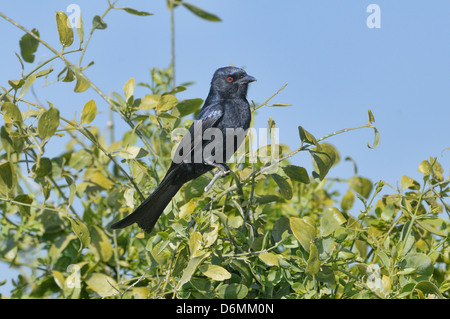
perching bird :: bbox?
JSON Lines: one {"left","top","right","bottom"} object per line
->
{"left": 111, "top": 66, "right": 256, "bottom": 233}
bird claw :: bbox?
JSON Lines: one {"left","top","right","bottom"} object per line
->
{"left": 204, "top": 167, "right": 230, "bottom": 192}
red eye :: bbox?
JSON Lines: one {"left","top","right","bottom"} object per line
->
{"left": 227, "top": 76, "right": 234, "bottom": 82}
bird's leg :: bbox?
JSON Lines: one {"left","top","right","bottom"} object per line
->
{"left": 204, "top": 161, "right": 230, "bottom": 192}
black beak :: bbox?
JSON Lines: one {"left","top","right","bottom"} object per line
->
{"left": 239, "top": 75, "right": 256, "bottom": 84}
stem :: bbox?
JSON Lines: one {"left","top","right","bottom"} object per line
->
{"left": 253, "top": 83, "right": 288, "bottom": 112}
{"left": 78, "top": 0, "right": 118, "bottom": 67}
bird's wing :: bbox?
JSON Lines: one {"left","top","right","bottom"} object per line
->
{"left": 171, "top": 103, "right": 224, "bottom": 165}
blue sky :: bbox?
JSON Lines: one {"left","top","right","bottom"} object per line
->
{"left": 1, "top": 0, "right": 450, "bottom": 295}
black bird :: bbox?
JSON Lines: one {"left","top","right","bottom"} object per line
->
{"left": 111, "top": 66, "right": 256, "bottom": 233}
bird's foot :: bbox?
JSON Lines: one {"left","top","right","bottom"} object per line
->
{"left": 204, "top": 161, "right": 230, "bottom": 192}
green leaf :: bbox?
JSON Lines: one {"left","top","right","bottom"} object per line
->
{"left": 311, "top": 143, "right": 339, "bottom": 180}
{"left": 18, "top": 75, "right": 36, "bottom": 100}
{"left": 282, "top": 165, "right": 310, "bottom": 184}
{"left": 8, "top": 79, "right": 25, "bottom": 91}
{"left": 182, "top": 2, "right": 222, "bottom": 22}
{"left": 305, "top": 243, "right": 320, "bottom": 276}
{"left": 69, "top": 217, "right": 91, "bottom": 249}
{"left": 33, "top": 157, "right": 52, "bottom": 178}
{"left": 340, "top": 189, "right": 355, "bottom": 211}
{"left": 19, "top": 28, "right": 40, "bottom": 63}
{"left": 179, "top": 252, "right": 209, "bottom": 288}
{"left": 368, "top": 109, "right": 375, "bottom": 123}
{"left": 348, "top": 176, "right": 373, "bottom": 199}
{"left": 80, "top": 99, "right": 97, "bottom": 124}
{"left": 89, "top": 225, "right": 113, "bottom": 262}
{"left": 92, "top": 15, "right": 107, "bottom": 30}
{"left": 298, "top": 126, "right": 319, "bottom": 147}
{"left": 48, "top": 235, "right": 75, "bottom": 264}
{"left": 35, "top": 68, "right": 54, "bottom": 78}
{"left": 290, "top": 216, "right": 316, "bottom": 252}
{"left": 270, "top": 174, "right": 292, "bottom": 200}
{"left": 414, "top": 281, "right": 444, "bottom": 299}
{"left": 176, "top": 98, "right": 203, "bottom": 117}
{"left": 13, "top": 194, "right": 33, "bottom": 216}
{"left": 376, "top": 251, "right": 391, "bottom": 269}
{"left": 85, "top": 273, "right": 119, "bottom": 298}
{"left": 401, "top": 253, "right": 433, "bottom": 276}
{"left": 255, "top": 194, "right": 281, "bottom": 205}
{"left": 199, "top": 264, "right": 231, "bottom": 281}
{"left": 123, "top": 78, "right": 135, "bottom": 101}
{"left": 319, "top": 207, "right": 346, "bottom": 237}
{"left": 259, "top": 252, "right": 279, "bottom": 267}
{"left": 416, "top": 218, "right": 448, "bottom": 237}
{"left": 269, "top": 103, "right": 292, "bottom": 107}
{"left": 1, "top": 102, "right": 23, "bottom": 124}
{"left": 74, "top": 73, "right": 90, "bottom": 92}
{"left": 230, "top": 260, "right": 253, "bottom": 287}
{"left": 368, "top": 126, "right": 380, "bottom": 149}
{"left": 122, "top": 8, "right": 153, "bottom": 16}
{"left": 38, "top": 107, "right": 60, "bottom": 140}
{"left": 217, "top": 283, "right": 248, "bottom": 299}
{"left": 56, "top": 11, "right": 74, "bottom": 47}
{"left": 64, "top": 175, "right": 76, "bottom": 209}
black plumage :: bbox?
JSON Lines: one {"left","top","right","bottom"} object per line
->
{"left": 110, "top": 66, "right": 256, "bottom": 233}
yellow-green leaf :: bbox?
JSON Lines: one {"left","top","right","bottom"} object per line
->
{"left": 18, "top": 74, "right": 36, "bottom": 100}
{"left": 80, "top": 99, "right": 97, "bottom": 124}
{"left": 259, "top": 252, "right": 279, "bottom": 267}
{"left": 74, "top": 73, "right": 90, "bottom": 92}
{"left": 306, "top": 243, "right": 320, "bottom": 276}
{"left": 189, "top": 231, "right": 203, "bottom": 257}
{"left": 203, "top": 224, "right": 219, "bottom": 248}
{"left": 340, "top": 189, "right": 355, "bottom": 211}
{"left": 76, "top": 12, "right": 84, "bottom": 46}
{"left": 138, "top": 94, "right": 160, "bottom": 110}
{"left": 56, "top": 11, "right": 74, "bottom": 47}
{"left": 156, "top": 94, "right": 178, "bottom": 112}
{"left": 319, "top": 207, "right": 346, "bottom": 237}
{"left": 290, "top": 217, "right": 316, "bottom": 252}
{"left": 179, "top": 200, "right": 196, "bottom": 219}
{"left": 123, "top": 78, "right": 135, "bottom": 101}
{"left": 118, "top": 146, "right": 149, "bottom": 159}
{"left": 1, "top": 102, "right": 23, "bottom": 124}
{"left": 38, "top": 107, "right": 60, "bottom": 140}
{"left": 199, "top": 264, "right": 231, "bottom": 281}
{"left": 85, "top": 273, "right": 119, "bottom": 297}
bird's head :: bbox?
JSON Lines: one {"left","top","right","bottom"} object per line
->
{"left": 210, "top": 66, "right": 256, "bottom": 99}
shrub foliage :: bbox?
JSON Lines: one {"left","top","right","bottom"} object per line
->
{"left": 0, "top": 2, "right": 449, "bottom": 299}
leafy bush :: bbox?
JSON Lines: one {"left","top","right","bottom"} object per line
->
{"left": 0, "top": 2, "right": 448, "bottom": 299}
